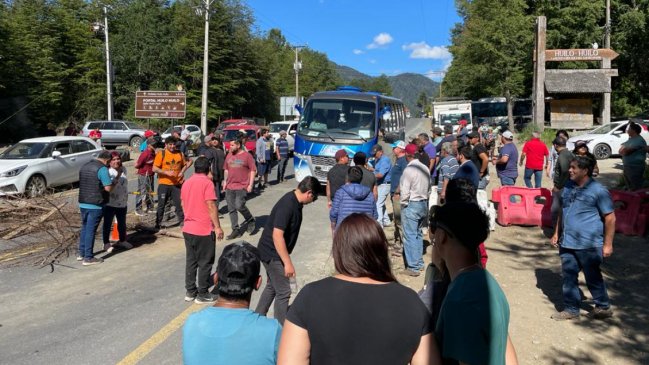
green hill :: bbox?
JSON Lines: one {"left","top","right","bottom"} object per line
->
{"left": 333, "top": 63, "right": 439, "bottom": 114}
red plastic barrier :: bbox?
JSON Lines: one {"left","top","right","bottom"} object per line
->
{"left": 494, "top": 186, "right": 552, "bottom": 227}
{"left": 611, "top": 189, "right": 649, "bottom": 236}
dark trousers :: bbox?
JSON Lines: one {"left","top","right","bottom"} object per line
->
{"left": 156, "top": 184, "right": 184, "bottom": 226}
{"left": 184, "top": 232, "right": 216, "bottom": 295}
{"left": 102, "top": 205, "right": 127, "bottom": 244}
{"left": 277, "top": 157, "right": 289, "bottom": 181}
{"left": 255, "top": 260, "right": 291, "bottom": 325}
{"left": 225, "top": 189, "right": 253, "bottom": 229}
{"left": 551, "top": 188, "right": 563, "bottom": 229}
{"left": 136, "top": 174, "right": 154, "bottom": 212}
{"left": 559, "top": 246, "right": 610, "bottom": 314}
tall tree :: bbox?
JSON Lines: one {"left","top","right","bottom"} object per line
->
{"left": 445, "top": 0, "right": 534, "bottom": 130}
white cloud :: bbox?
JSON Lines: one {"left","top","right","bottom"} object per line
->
{"left": 353, "top": 49, "right": 364, "bottom": 55}
{"left": 369, "top": 59, "right": 377, "bottom": 64}
{"left": 367, "top": 33, "right": 393, "bottom": 49}
{"left": 402, "top": 42, "right": 451, "bottom": 60}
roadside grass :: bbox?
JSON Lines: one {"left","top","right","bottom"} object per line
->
{"left": 516, "top": 124, "right": 556, "bottom": 145}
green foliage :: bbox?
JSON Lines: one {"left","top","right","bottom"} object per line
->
{"left": 0, "top": 0, "right": 340, "bottom": 141}
{"left": 518, "top": 123, "right": 556, "bottom": 145}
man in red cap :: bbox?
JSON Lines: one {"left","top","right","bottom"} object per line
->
{"left": 399, "top": 143, "right": 431, "bottom": 276}
{"left": 326, "top": 149, "right": 350, "bottom": 209}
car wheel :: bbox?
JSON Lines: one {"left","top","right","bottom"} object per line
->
{"left": 26, "top": 175, "right": 47, "bottom": 198}
{"left": 130, "top": 136, "right": 143, "bottom": 149}
{"left": 593, "top": 143, "right": 611, "bottom": 160}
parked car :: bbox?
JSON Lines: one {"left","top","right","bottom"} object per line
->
{"left": 160, "top": 124, "right": 203, "bottom": 145}
{"left": 214, "top": 119, "right": 256, "bottom": 134}
{"left": 0, "top": 136, "right": 102, "bottom": 197}
{"left": 81, "top": 120, "right": 146, "bottom": 149}
{"left": 567, "top": 120, "right": 649, "bottom": 159}
{"left": 268, "top": 121, "right": 298, "bottom": 152}
{"left": 222, "top": 125, "right": 261, "bottom": 155}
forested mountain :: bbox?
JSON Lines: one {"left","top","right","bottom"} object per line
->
{"left": 333, "top": 64, "right": 439, "bottom": 114}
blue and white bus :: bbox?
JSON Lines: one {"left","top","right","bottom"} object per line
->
{"left": 293, "top": 86, "right": 406, "bottom": 182}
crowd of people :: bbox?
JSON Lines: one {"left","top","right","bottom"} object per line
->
{"left": 71, "top": 119, "right": 640, "bottom": 363}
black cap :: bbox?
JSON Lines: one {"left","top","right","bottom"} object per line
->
{"left": 216, "top": 241, "right": 260, "bottom": 296}
{"left": 467, "top": 131, "right": 479, "bottom": 139}
{"left": 370, "top": 144, "right": 383, "bottom": 156}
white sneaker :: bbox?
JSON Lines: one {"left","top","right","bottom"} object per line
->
{"left": 118, "top": 241, "right": 133, "bottom": 249}
{"left": 103, "top": 243, "right": 114, "bottom": 254}
{"left": 76, "top": 255, "right": 83, "bottom": 261}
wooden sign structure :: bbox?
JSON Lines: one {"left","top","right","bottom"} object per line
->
{"left": 532, "top": 16, "right": 618, "bottom": 129}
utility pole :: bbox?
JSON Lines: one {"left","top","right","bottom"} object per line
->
{"left": 293, "top": 45, "right": 305, "bottom": 115}
{"left": 103, "top": 6, "right": 113, "bottom": 121}
{"left": 196, "top": 0, "right": 215, "bottom": 134}
{"left": 601, "top": 0, "right": 612, "bottom": 125}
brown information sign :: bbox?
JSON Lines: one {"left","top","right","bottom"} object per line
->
{"left": 135, "top": 91, "right": 186, "bottom": 119}
{"left": 545, "top": 48, "right": 619, "bottom": 62}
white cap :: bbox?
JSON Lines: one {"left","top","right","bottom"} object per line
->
{"left": 502, "top": 130, "right": 514, "bottom": 140}
{"left": 181, "top": 129, "right": 190, "bottom": 140}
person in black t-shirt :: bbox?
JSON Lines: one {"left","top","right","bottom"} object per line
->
{"left": 255, "top": 177, "right": 320, "bottom": 324}
{"left": 278, "top": 213, "right": 439, "bottom": 364}
{"left": 326, "top": 149, "right": 349, "bottom": 209}
{"left": 353, "top": 151, "right": 378, "bottom": 200}
{"left": 468, "top": 131, "right": 490, "bottom": 189}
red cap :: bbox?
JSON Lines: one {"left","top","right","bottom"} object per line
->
{"left": 459, "top": 119, "right": 467, "bottom": 126}
{"left": 334, "top": 149, "right": 348, "bottom": 160}
{"left": 405, "top": 143, "right": 418, "bottom": 155}
{"left": 144, "top": 130, "right": 155, "bottom": 138}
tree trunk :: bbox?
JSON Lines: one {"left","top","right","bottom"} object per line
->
{"left": 505, "top": 89, "right": 515, "bottom": 132}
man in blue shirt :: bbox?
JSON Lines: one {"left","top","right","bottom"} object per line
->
{"left": 275, "top": 130, "right": 290, "bottom": 183}
{"left": 77, "top": 150, "right": 116, "bottom": 265}
{"left": 453, "top": 145, "right": 480, "bottom": 191}
{"left": 371, "top": 144, "right": 392, "bottom": 227}
{"left": 492, "top": 130, "right": 519, "bottom": 186}
{"left": 551, "top": 155, "right": 616, "bottom": 321}
{"left": 183, "top": 242, "right": 282, "bottom": 365}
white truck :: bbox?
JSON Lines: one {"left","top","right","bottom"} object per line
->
{"left": 432, "top": 99, "right": 473, "bottom": 133}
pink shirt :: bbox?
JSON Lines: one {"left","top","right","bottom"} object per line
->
{"left": 181, "top": 173, "right": 216, "bottom": 236}
{"left": 224, "top": 151, "right": 256, "bottom": 191}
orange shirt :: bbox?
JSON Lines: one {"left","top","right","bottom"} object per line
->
{"left": 154, "top": 149, "right": 185, "bottom": 186}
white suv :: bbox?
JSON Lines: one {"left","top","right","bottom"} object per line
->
{"left": 268, "top": 121, "right": 298, "bottom": 153}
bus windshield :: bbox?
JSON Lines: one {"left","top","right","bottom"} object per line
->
{"left": 298, "top": 99, "right": 376, "bottom": 141}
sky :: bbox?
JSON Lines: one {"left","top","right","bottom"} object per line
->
{"left": 244, "top": 0, "right": 461, "bottom": 81}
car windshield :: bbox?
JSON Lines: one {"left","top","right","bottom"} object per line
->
{"left": 298, "top": 99, "right": 376, "bottom": 140}
{"left": 269, "top": 124, "right": 289, "bottom": 133}
{"left": 590, "top": 123, "right": 620, "bottom": 134}
{"left": 439, "top": 113, "right": 471, "bottom": 126}
{"left": 164, "top": 126, "right": 182, "bottom": 134}
{"left": 126, "top": 122, "right": 144, "bottom": 130}
{"left": 223, "top": 129, "right": 257, "bottom": 141}
{"left": 1, "top": 142, "right": 49, "bottom": 159}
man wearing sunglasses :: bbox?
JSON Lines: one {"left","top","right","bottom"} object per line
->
{"left": 255, "top": 176, "right": 321, "bottom": 324}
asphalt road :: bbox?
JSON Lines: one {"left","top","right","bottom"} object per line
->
{"left": 0, "top": 118, "right": 431, "bottom": 364}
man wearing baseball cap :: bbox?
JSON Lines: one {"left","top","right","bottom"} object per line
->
{"left": 371, "top": 144, "right": 392, "bottom": 227}
{"left": 492, "top": 130, "right": 519, "bottom": 186}
{"left": 326, "top": 149, "right": 350, "bottom": 209}
{"left": 183, "top": 241, "right": 282, "bottom": 365}
{"left": 400, "top": 143, "right": 431, "bottom": 276}
{"left": 389, "top": 140, "right": 408, "bottom": 250}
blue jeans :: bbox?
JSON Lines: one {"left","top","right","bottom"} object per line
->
{"left": 79, "top": 208, "right": 103, "bottom": 259}
{"left": 524, "top": 168, "right": 543, "bottom": 188}
{"left": 499, "top": 176, "right": 516, "bottom": 186}
{"left": 402, "top": 201, "right": 427, "bottom": 271}
{"left": 376, "top": 184, "right": 392, "bottom": 226}
{"left": 559, "top": 246, "right": 610, "bottom": 314}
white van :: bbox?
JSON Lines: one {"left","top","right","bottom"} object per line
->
{"left": 268, "top": 121, "right": 298, "bottom": 152}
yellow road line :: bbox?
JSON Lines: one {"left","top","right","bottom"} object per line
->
{"left": 116, "top": 303, "right": 202, "bottom": 365}
{"left": 0, "top": 243, "right": 50, "bottom": 263}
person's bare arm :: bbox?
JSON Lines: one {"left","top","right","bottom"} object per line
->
{"left": 506, "top": 334, "right": 519, "bottom": 365}
{"left": 247, "top": 170, "right": 255, "bottom": 193}
{"left": 410, "top": 333, "right": 440, "bottom": 365}
{"left": 551, "top": 208, "right": 562, "bottom": 247}
{"left": 326, "top": 181, "right": 332, "bottom": 209}
{"left": 518, "top": 152, "right": 526, "bottom": 167}
{"left": 602, "top": 212, "right": 615, "bottom": 257}
{"left": 441, "top": 177, "right": 449, "bottom": 202}
{"left": 206, "top": 200, "right": 223, "bottom": 240}
{"left": 479, "top": 152, "right": 489, "bottom": 176}
{"left": 277, "top": 320, "right": 310, "bottom": 365}
{"left": 373, "top": 184, "right": 378, "bottom": 200}
{"left": 272, "top": 228, "right": 294, "bottom": 277}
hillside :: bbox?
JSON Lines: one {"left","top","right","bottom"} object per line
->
{"left": 333, "top": 63, "right": 439, "bottom": 114}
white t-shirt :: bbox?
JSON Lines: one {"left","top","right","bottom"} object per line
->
{"left": 107, "top": 167, "right": 128, "bottom": 208}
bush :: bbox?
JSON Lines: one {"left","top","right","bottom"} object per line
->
{"left": 517, "top": 124, "right": 556, "bottom": 145}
